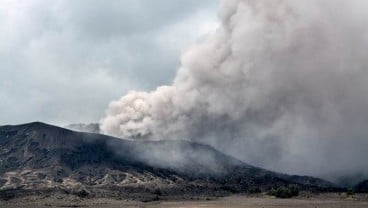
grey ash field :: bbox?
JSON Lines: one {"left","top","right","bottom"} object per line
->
{"left": 0, "top": 122, "right": 367, "bottom": 207}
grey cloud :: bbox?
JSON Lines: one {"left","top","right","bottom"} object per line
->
{"left": 0, "top": 0, "right": 218, "bottom": 125}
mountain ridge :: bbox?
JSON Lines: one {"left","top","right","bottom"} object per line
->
{"left": 0, "top": 122, "right": 338, "bottom": 200}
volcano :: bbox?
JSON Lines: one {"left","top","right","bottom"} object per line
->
{"left": 0, "top": 122, "right": 336, "bottom": 200}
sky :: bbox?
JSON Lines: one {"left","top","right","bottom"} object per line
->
{"left": 0, "top": 0, "right": 219, "bottom": 126}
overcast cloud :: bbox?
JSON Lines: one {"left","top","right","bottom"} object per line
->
{"left": 0, "top": 0, "right": 218, "bottom": 125}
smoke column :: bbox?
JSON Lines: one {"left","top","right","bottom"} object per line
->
{"left": 101, "top": 0, "right": 368, "bottom": 184}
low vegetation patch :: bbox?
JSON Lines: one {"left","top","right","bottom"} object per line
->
{"left": 268, "top": 185, "right": 299, "bottom": 198}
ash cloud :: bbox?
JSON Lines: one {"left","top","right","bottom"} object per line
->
{"left": 101, "top": 0, "right": 368, "bottom": 184}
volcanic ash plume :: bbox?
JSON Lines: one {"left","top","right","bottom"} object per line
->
{"left": 101, "top": 0, "right": 368, "bottom": 183}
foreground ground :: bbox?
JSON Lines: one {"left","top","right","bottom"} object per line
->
{"left": 1, "top": 193, "right": 368, "bottom": 208}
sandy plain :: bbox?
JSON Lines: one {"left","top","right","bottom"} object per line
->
{"left": 1, "top": 194, "right": 368, "bottom": 208}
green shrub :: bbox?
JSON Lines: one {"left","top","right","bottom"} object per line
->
{"left": 76, "top": 189, "right": 89, "bottom": 198}
{"left": 288, "top": 185, "right": 299, "bottom": 196}
{"left": 347, "top": 188, "right": 355, "bottom": 196}
{"left": 268, "top": 185, "right": 299, "bottom": 198}
{"left": 0, "top": 191, "right": 15, "bottom": 201}
{"left": 248, "top": 187, "right": 262, "bottom": 194}
{"left": 152, "top": 188, "right": 162, "bottom": 196}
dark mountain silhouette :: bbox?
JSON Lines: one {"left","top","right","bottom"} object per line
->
{"left": 355, "top": 180, "right": 368, "bottom": 193}
{"left": 0, "top": 122, "right": 337, "bottom": 200}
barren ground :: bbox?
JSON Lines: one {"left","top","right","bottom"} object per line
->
{"left": 1, "top": 193, "right": 368, "bottom": 208}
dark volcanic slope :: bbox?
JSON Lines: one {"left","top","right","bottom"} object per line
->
{"left": 0, "top": 122, "right": 336, "bottom": 198}
{"left": 355, "top": 180, "right": 368, "bottom": 193}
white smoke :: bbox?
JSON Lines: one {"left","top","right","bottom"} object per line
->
{"left": 101, "top": 0, "right": 368, "bottom": 184}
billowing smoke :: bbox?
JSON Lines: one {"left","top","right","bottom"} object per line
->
{"left": 101, "top": 0, "right": 368, "bottom": 184}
